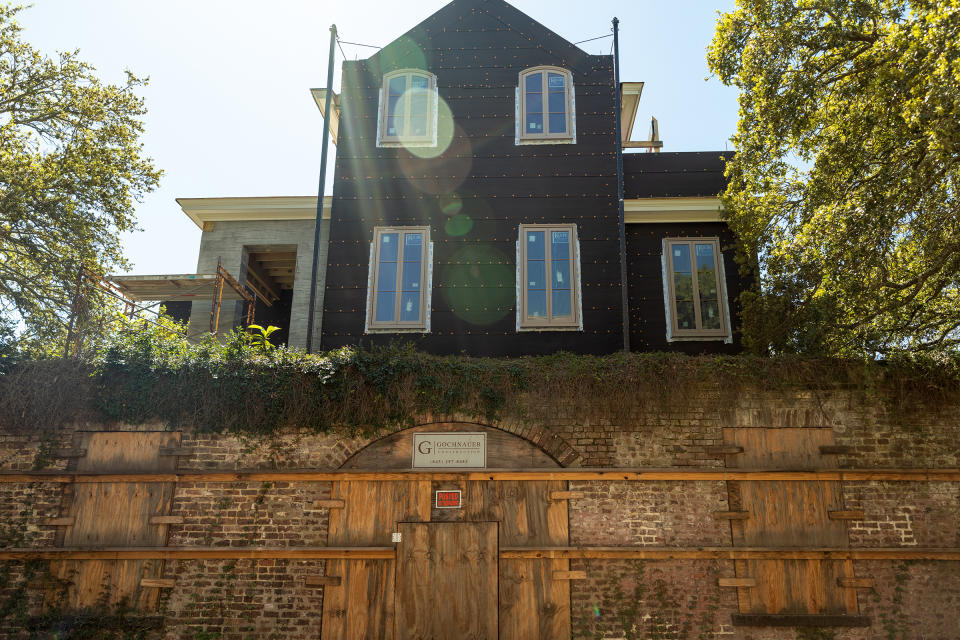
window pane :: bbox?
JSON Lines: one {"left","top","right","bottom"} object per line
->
{"left": 400, "top": 291, "right": 421, "bottom": 322}
{"left": 526, "top": 112, "right": 543, "bottom": 134}
{"left": 528, "top": 290, "right": 547, "bottom": 318}
{"left": 401, "top": 261, "right": 420, "bottom": 291}
{"left": 552, "top": 259, "right": 570, "bottom": 289}
{"left": 375, "top": 292, "right": 396, "bottom": 322}
{"left": 525, "top": 73, "right": 542, "bottom": 92}
{"left": 411, "top": 75, "right": 429, "bottom": 89}
{"left": 676, "top": 299, "right": 695, "bottom": 330}
{"left": 410, "top": 116, "right": 428, "bottom": 136}
{"left": 548, "top": 113, "right": 566, "bottom": 133}
{"left": 379, "top": 233, "right": 399, "bottom": 262}
{"left": 673, "top": 272, "right": 693, "bottom": 303}
{"left": 547, "top": 73, "right": 565, "bottom": 90}
{"left": 377, "top": 261, "right": 397, "bottom": 292}
{"left": 548, "top": 90, "right": 566, "bottom": 113}
{"left": 387, "top": 92, "right": 402, "bottom": 118}
{"left": 410, "top": 91, "right": 428, "bottom": 115}
{"left": 526, "top": 231, "right": 545, "bottom": 259}
{"left": 701, "top": 299, "right": 722, "bottom": 329}
{"left": 388, "top": 76, "right": 406, "bottom": 95}
{"left": 551, "top": 230, "right": 569, "bottom": 256}
{"left": 386, "top": 116, "right": 399, "bottom": 136}
{"left": 526, "top": 92, "right": 543, "bottom": 114}
{"left": 527, "top": 260, "right": 545, "bottom": 290}
{"left": 695, "top": 244, "right": 719, "bottom": 298}
{"left": 552, "top": 289, "right": 572, "bottom": 317}
{"left": 671, "top": 244, "right": 691, "bottom": 274}
{"left": 403, "top": 232, "right": 423, "bottom": 261}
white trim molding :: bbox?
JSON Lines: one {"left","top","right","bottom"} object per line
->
{"left": 177, "top": 196, "right": 332, "bottom": 229}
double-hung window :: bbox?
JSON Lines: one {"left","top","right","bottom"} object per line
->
{"left": 663, "top": 237, "right": 729, "bottom": 339}
{"left": 516, "top": 66, "right": 575, "bottom": 144}
{"left": 517, "top": 224, "right": 581, "bottom": 330}
{"left": 366, "top": 227, "right": 432, "bottom": 332}
{"left": 378, "top": 69, "right": 437, "bottom": 147}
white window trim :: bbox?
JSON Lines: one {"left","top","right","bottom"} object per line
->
{"left": 376, "top": 69, "right": 439, "bottom": 148}
{"left": 365, "top": 226, "right": 433, "bottom": 333}
{"left": 515, "top": 224, "right": 583, "bottom": 332}
{"left": 515, "top": 66, "right": 576, "bottom": 145}
{"left": 661, "top": 237, "right": 732, "bottom": 343}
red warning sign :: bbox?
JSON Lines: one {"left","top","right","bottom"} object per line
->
{"left": 435, "top": 490, "right": 462, "bottom": 509}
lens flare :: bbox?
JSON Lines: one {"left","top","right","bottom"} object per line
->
{"left": 441, "top": 245, "right": 514, "bottom": 326}
{"left": 444, "top": 214, "right": 473, "bottom": 237}
{"left": 404, "top": 97, "right": 455, "bottom": 159}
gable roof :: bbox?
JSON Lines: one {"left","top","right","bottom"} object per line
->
{"left": 366, "top": 0, "right": 598, "bottom": 68}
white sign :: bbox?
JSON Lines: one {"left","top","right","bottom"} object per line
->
{"left": 412, "top": 433, "right": 486, "bottom": 468}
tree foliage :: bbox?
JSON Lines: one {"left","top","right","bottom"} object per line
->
{"left": 709, "top": 0, "right": 960, "bottom": 356}
{"left": 0, "top": 4, "right": 160, "bottom": 352}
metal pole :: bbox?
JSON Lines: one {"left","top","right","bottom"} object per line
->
{"left": 613, "top": 17, "right": 630, "bottom": 352}
{"left": 306, "top": 24, "right": 338, "bottom": 353}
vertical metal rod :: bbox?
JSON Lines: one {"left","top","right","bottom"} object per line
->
{"left": 306, "top": 24, "right": 338, "bottom": 354}
{"left": 613, "top": 17, "right": 630, "bottom": 352}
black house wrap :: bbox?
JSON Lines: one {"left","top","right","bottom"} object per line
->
{"left": 319, "top": 0, "right": 747, "bottom": 356}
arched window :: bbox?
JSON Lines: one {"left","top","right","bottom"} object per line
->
{"left": 516, "top": 66, "right": 575, "bottom": 144}
{"left": 378, "top": 69, "right": 437, "bottom": 147}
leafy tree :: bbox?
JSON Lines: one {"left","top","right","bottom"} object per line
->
{"left": 709, "top": 0, "right": 960, "bottom": 356}
{"left": 0, "top": 4, "right": 160, "bottom": 354}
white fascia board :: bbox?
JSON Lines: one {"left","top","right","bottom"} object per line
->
{"left": 177, "top": 196, "right": 333, "bottom": 229}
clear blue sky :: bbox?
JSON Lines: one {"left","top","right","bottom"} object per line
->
{"left": 19, "top": 0, "right": 738, "bottom": 276}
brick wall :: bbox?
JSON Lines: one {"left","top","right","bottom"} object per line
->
{"left": 0, "top": 387, "right": 957, "bottom": 639}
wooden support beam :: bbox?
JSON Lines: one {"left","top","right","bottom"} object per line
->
{"left": 829, "top": 510, "right": 866, "bottom": 521}
{"left": 312, "top": 499, "right": 345, "bottom": 509}
{"left": 0, "top": 547, "right": 396, "bottom": 560}
{"left": 498, "top": 547, "right": 960, "bottom": 561}
{"left": 53, "top": 449, "right": 86, "bottom": 458}
{"left": 553, "top": 570, "right": 587, "bottom": 580}
{"left": 549, "top": 491, "right": 585, "bottom": 501}
{"left": 0, "top": 546, "right": 958, "bottom": 562}
{"left": 718, "top": 577, "right": 756, "bottom": 587}
{"left": 838, "top": 577, "right": 876, "bottom": 589}
{"left": 704, "top": 445, "right": 744, "bottom": 455}
{"left": 41, "top": 517, "right": 75, "bottom": 526}
{"left": 149, "top": 516, "right": 184, "bottom": 525}
{"left": 140, "top": 578, "right": 175, "bottom": 588}
{"left": 3, "top": 468, "right": 959, "bottom": 483}
{"left": 304, "top": 576, "right": 342, "bottom": 587}
{"left": 713, "top": 511, "right": 750, "bottom": 520}
{"left": 820, "top": 445, "right": 855, "bottom": 455}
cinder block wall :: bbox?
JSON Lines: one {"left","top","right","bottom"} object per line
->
{"left": 189, "top": 219, "right": 330, "bottom": 349}
{"left": 1, "top": 389, "right": 958, "bottom": 640}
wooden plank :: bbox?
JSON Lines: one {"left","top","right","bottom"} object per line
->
{"left": 139, "top": 578, "right": 175, "bottom": 588}
{"left": 713, "top": 511, "right": 750, "bottom": 520}
{"left": 4, "top": 546, "right": 960, "bottom": 561}
{"left": 497, "top": 547, "right": 960, "bottom": 561}
{"left": 553, "top": 570, "right": 587, "bottom": 580}
{"left": 549, "top": 491, "right": 585, "bottom": 500}
{"left": 52, "top": 431, "right": 181, "bottom": 611}
{"left": 42, "top": 517, "right": 75, "bottom": 526}
{"left": 394, "top": 522, "right": 498, "bottom": 640}
{"left": 837, "top": 577, "right": 875, "bottom": 589}
{"left": 149, "top": 516, "right": 184, "bottom": 525}
{"left": 2, "top": 547, "right": 396, "bottom": 560}
{"left": 313, "top": 499, "right": 345, "bottom": 509}
{"left": 719, "top": 577, "right": 756, "bottom": 587}
{"left": 305, "top": 576, "right": 342, "bottom": 587}
{"left": 704, "top": 445, "right": 744, "bottom": 455}
{"left": 828, "top": 510, "right": 866, "bottom": 521}
{"left": 5, "top": 468, "right": 960, "bottom": 483}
